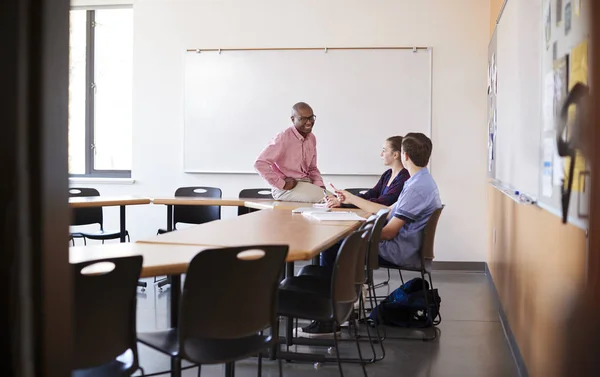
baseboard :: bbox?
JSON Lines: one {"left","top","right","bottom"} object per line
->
{"left": 485, "top": 264, "right": 529, "bottom": 377}
{"left": 431, "top": 261, "right": 486, "bottom": 271}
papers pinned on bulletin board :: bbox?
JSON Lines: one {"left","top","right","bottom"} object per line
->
{"left": 542, "top": 137, "right": 554, "bottom": 197}
{"left": 545, "top": 2, "right": 552, "bottom": 49}
{"left": 554, "top": 56, "right": 569, "bottom": 125}
{"left": 575, "top": 0, "right": 581, "bottom": 16}
{"left": 543, "top": 72, "right": 555, "bottom": 131}
{"left": 565, "top": 0, "right": 573, "bottom": 35}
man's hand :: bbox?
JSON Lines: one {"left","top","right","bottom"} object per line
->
{"left": 283, "top": 177, "right": 298, "bottom": 190}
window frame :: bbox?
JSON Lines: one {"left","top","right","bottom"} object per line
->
{"left": 69, "top": 7, "right": 132, "bottom": 178}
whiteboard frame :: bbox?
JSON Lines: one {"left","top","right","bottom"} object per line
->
{"left": 182, "top": 46, "right": 434, "bottom": 175}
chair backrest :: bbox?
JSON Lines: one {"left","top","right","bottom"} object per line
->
{"left": 420, "top": 205, "right": 444, "bottom": 260}
{"left": 70, "top": 187, "right": 103, "bottom": 227}
{"left": 346, "top": 188, "right": 369, "bottom": 196}
{"left": 331, "top": 230, "right": 368, "bottom": 323}
{"left": 355, "top": 216, "right": 377, "bottom": 284}
{"left": 237, "top": 188, "right": 272, "bottom": 216}
{"left": 178, "top": 245, "right": 288, "bottom": 357}
{"left": 173, "top": 186, "right": 222, "bottom": 226}
{"left": 238, "top": 188, "right": 272, "bottom": 199}
{"left": 72, "top": 255, "right": 142, "bottom": 371}
{"left": 366, "top": 209, "right": 390, "bottom": 272}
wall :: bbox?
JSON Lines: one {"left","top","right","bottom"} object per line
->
{"left": 486, "top": 1, "right": 589, "bottom": 376}
{"left": 74, "top": 0, "right": 490, "bottom": 262}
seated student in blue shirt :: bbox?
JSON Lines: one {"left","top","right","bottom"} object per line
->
{"left": 326, "top": 136, "right": 410, "bottom": 208}
{"left": 297, "top": 132, "right": 441, "bottom": 338}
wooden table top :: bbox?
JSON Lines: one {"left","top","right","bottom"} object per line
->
{"left": 70, "top": 243, "right": 213, "bottom": 278}
{"left": 137, "top": 209, "right": 363, "bottom": 261}
{"left": 152, "top": 197, "right": 246, "bottom": 206}
{"left": 69, "top": 195, "right": 151, "bottom": 208}
{"left": 151, "top": 197, "right": 315, "bottom": 210}
{"left": 244, "top": 200, "right": 316, "bottom": 211}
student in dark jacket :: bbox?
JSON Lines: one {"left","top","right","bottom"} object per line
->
{"left": 327, "top": 136, "right": 410, "bottom": 208}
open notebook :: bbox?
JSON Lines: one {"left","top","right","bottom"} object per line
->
{"left": 302, "top": 211, "right": 366, "bottom": 221}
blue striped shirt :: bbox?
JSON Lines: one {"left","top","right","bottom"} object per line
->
{"left": 379, "top": 168, "right": 441, "bottom": 268}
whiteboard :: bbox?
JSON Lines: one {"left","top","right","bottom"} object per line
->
{"left": 183, "top": 48, "right": 432, "bottom": 174}
{"left": 495, "top": 0, "right": 543, "bottom": 197}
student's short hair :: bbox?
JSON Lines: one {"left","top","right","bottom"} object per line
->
{"left": 386, "top": 136, "right": 403, "bottom": 156}
{"left": 401, "top": 133, "right": 433, "bottom": 167}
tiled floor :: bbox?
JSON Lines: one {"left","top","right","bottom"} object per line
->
{"left": 134, "top": 269, "right": 519, "bottom": 377}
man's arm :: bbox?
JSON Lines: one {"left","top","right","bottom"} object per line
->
{"left": 307, "top": 144, "right": 324, "bottom": 188}
{"left": 254, "top": 135, "right": 287, "bottom": 189}
{"left": 380, "top": 217, "right": 406, "bottom": 240}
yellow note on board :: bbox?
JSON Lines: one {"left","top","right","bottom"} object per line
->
{"left": 564, "top": 39, "right": 589, "bottom": 192}
{"left": 565, "top": 39, "right": 588, "bottom": 192}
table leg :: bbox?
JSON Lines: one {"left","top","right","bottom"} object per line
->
{"left": 170, "top": 274, "right": 181, "bottom": 328}
{"left": 119, "top": 205, "right": 126, "bottom": 243}
{"left": 167, "top": 205, "right": 173, "bottom": 232}
{"left": 285, "top": 262, "right": 294, "bottom": 349}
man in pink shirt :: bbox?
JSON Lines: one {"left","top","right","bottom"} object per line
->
{"left": 254, "top": 102, "right": 327, "bottom": 202}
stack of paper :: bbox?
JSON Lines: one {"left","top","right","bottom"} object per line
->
{"left": 291, "top": 207, "right": 331, "bottom": 214}
{"left": 303, "top": 211, "right": 366, "bottom": 221}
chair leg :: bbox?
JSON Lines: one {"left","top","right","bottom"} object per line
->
{"left": 372, "top": 268, "right": 391, "bottom": 289}
{"left": 197, "top": 364, "right": 201, "bottom": 377}
{"left": 171, "top": 357, "right": 182, "bottom": 377}
{"left": 257, "top": 350, "right": 262, "bottom": 377}
{"left": 361, "top": 288, "right": 385, "bottom": 362}
{"left": 398, "top": 269, "right": 405, "bottom": 285}
{"left": 332, "top": 323, "right": 345, "bottom": 377}
{"left": 83, "top": 237, "right": 87, "bottom": 246}
{"left": 351, "top": 319, "right": 369, "bottom": 377}
{"left": 277, "top": 356, "right": 283, "bottom": 377}
{"left": 225, "top": 362, "right": 235, "bottom": 377}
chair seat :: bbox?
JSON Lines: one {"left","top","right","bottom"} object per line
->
{"left": 73, "top": 229, "right": 129, "bottom": 241}
{"left": 137, "top": 329, "right": 272, "bottom": 365}
{"left": 278, "top": 277, "right": 354, "bottom": 322}
{"left": 72, "top": 352, "right": 136, "bottom": 377}
{"left": 298, "top": 264, "right": 330, "bottom": 279}
{"left": 379, "top": 257, "right": 433, "bottom": 272}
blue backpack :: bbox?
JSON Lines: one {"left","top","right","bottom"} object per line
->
{"left": 369, "top": 277, "right": 441, "bottom": 328}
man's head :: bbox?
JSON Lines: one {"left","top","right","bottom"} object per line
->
{"left": 401, "top": 133, "right": 433, "bottom": 168}
{"left": 291, "top": 102, "right": 316, "bottom": 136}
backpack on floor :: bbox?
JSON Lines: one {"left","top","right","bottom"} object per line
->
{"left": 369, "top": 277, "right": 441, "bottom": 328}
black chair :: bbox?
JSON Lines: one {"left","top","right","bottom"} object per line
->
{"left": 297, "top": 210, "right": 389, "bottom": 362}
{"left": 70, "top": 188, "right": 130, "bottom": 245}
{"left": 374, "top": 205, "right": 445, "bottom": 341}
{"left": 238, "top": 188, "right": 272, "bottom": 216}
{"left": 157, "top": 186, "right": 222, "bottom": 234}
{"left": 278, "top": 230, "right": 370, "bottom": 377}
{"left": 155, "top": 186, "right": 222, "bottom": 290}
{"left": 345, "top": 188, "right": 369, "bottom": 196}
{"left": 72, "top": 255, "right": 143, "bottom": 377}
{"left": 138, "top": 245, "right": 288, "bottom": 377}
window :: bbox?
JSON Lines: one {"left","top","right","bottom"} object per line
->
{"left": 68, "top": 8, "right": 133, "bottom": 177}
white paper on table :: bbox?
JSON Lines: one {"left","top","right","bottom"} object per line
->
{"left": 543, "top": 72, "right": 555, "bottom": 131}
{"left": 542, "top": 137, "right": 554, "bottom": 197}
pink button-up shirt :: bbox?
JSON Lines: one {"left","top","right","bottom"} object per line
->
{"left": 254, "top": 126, "right": 325, "bottom": 190}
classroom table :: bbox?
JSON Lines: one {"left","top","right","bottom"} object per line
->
{"left": 151, "top": 197, "right": 316, "bottom": 231}
{"left": 137, "top": 208, "right": 363, "bottom": 272}
{"left": 69, "top": 195, "right": 151, "bottom": 242}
